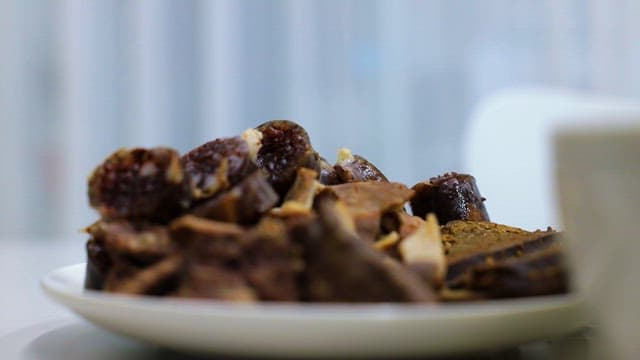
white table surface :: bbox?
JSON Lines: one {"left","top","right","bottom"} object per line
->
{"left": 0, "top": 237, "right": 84, "bottom": 337}
{"left": 0, "top": 238, "right": 592, "bottom": 359}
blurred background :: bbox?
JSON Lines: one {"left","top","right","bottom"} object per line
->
{"left": 1, "top": 0, "right": 639, "bottom": 239}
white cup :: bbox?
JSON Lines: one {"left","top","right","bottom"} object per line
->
{"left": 555, "top": 122, "right": 640, "bottom": 359}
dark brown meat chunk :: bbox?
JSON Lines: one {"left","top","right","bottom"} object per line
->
{"left": 104, "top": 255, "right": 183, "bottom": 295}
{"left": 169, "top": 215, "right": 245, "bottom": 250}
{"left": 241, "top": 217, "right": 302, "bottom": 301}
{"left": 330, "top": 182, "right": 413, "bottom": 216}
{"left": 85, "top": 237, "right": 112, "bottom": 290}
{"left": 467, "top": 248, "right": 568, "bottom": 298}
{"left": 190, "top": 171, "right": 279, "bottom": 225}
{"left": 440, "top": 220, "right": 559, "bottom": 289}
{"left": 410, "top": 172, "right": 489, "bottom": 223}
{"left": 318, "top": 156, "right": 340, "bottom": 185}
{"left": 170, "top": 215, "right": 300, "bottom": 301}
{"left": 88, "top": 148, "right": 188, "bottom": 221}
{"left": 329, "top": 181, "right": 414, "bottom": 242}
{"left": 84, "top": 220, "right": 175, "bottom": 290}
{"left": 86, "top": 220, "right": 174, "bottom": 262}
{"left": 291, "top": 190, "right": 434, "bottom": 302}
{"left": 334, "top": 151, "right": 388, "bottom": 183}
{"left": 175, "top": 262, "right": 257, "bottom": 301}
{"left": 169, "top": 215, "right": 255, "bottom": 300}
{"left": 181, "top": 136, "right": 257, "bottom": 200}
{"left": 255, "top": 120, "right": 320, "bottom": 196}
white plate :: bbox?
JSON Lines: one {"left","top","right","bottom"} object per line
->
{"left": 42, "top": 263, "right": 587, "bottom": 358}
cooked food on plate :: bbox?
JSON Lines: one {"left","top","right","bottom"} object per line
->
{"left": 83, "top": 120, "right": 568, "bottom": 302}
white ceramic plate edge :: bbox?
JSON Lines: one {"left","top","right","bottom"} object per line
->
{"left": 42, "top": 263, "right": 589, "bottom": 357}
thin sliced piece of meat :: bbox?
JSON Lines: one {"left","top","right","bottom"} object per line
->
{"left": 292, "top": 190, "right": 435, "bottom": 302}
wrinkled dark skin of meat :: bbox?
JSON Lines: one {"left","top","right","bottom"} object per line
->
{"left": 88, "top": 147, "right": 188, "bottom": 222}
{"left": 410, "top": 172, "right": 489, "bottom": 224}
{"left": 255, "top": 120, "right": 320, "bottom": 196}
{"left": 181, "top": 136, "right": 257, "bottom": 200}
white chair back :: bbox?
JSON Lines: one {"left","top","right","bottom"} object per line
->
{"left": 463, "top": 87, "right": 640, "bottom": 230}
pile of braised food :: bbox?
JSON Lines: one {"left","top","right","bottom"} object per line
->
{"left": 84, "top": 120, "right": 567, "bottom": 302}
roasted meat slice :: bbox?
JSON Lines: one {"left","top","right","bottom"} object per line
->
{"left": 190, "top": 171, "right": 279, "bottom": 225}
{"left": 291, "top": 190, "right": 435, "bottom": 302}
{"left": 170, "top": 215, "right": 301, "bottom": 301}
{"left": 410, "top": 172, "right": 489, "bottom": 223}
{"left": 88, "top": 147, "right": 187, "bottom": 221}
{"left": 84, "top": 220, "right": 174, "bottom": 290}
{"left": 86, "top": 220, "right": 174, "bottom": 260}
{"left": 104, "top": 255, "right": 183, "bottom": 295}
{"left": 240, "top": 217, "right": 303, "bottom": 301}
{"left": 441, "top": 220, "right": 565, "bottom": 297}
{"left": 254, "top": 120, "right": 320, "bottom": 196}
{"left": 467, "top": 246, "right": 568, "bottom": 298}
{"left": 169, "top": 215, "right": 254, "bottom": 300}
{"left": 328, "top": 181, "right": 414, "bottom": 242}
{"left": 169, "top": 215, "right": 245, "bottom": 253}
{"left": 175, "top": 262, "right": 257, "bottom": 302}
{"left": 181, "top": 136, "right": 257, "bottom": 200}
{"left": 333, "top": 148, "right": 388, "bottom": 183}
{"left": 330, "top": 181, "right": 413, "bottom": 216}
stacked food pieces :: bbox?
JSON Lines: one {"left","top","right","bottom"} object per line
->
{"left": 83, "top": 120, "right": 568, "bottom": 302}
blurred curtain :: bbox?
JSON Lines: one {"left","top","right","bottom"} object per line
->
{"left": 1, "top": 0, "right": 639, "bottom": 237}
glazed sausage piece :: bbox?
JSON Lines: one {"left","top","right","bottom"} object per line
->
{"left": 181, "top": 136, "right": 257, "bottom": 201}
{"left": 333, "top": 148, "right": 388, "bottom": 183}
{"left": 254, "top": 120, "right": 320, "bottom": 196}
{"left": 410, "top": 172, "right": 489, "bottom": 224}
{"left": 88, "top": 147, "right": 188, "bottom": 222}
